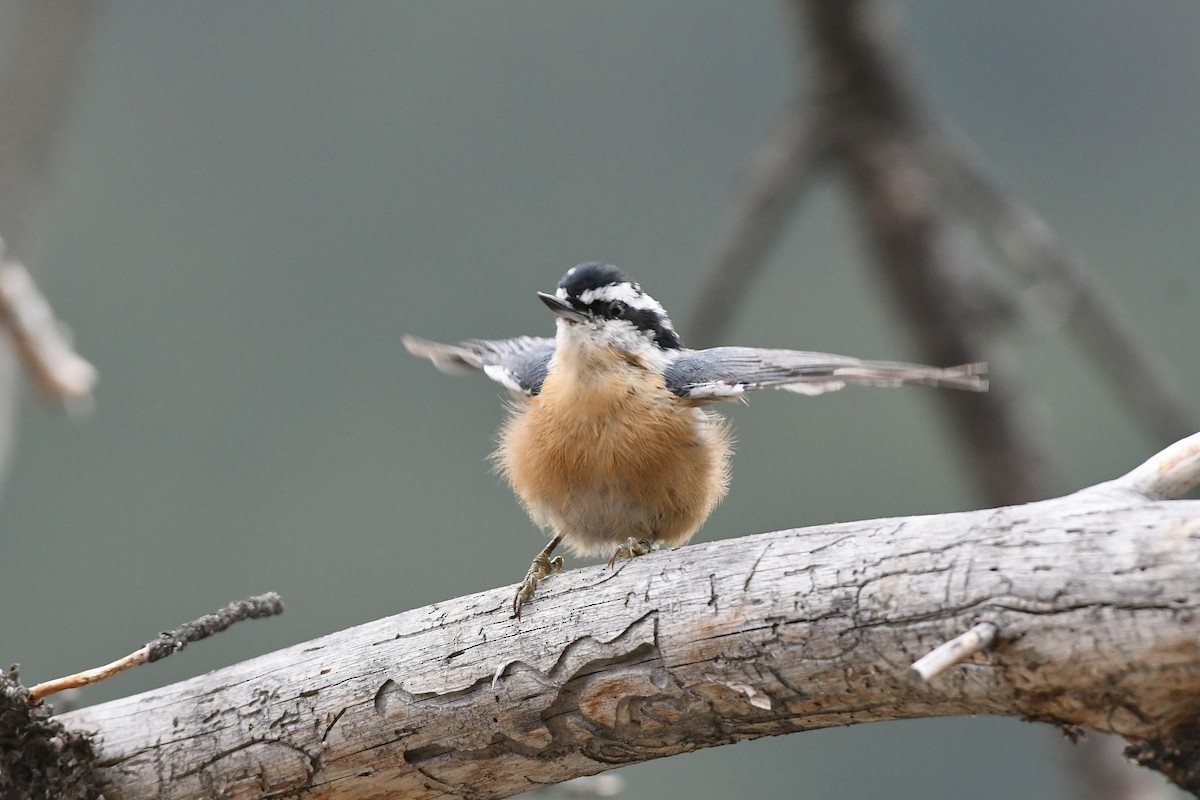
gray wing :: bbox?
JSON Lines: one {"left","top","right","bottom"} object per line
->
{"left": 403, "top": 335, "right": 555, "bottom": 396}
{"left": 665, "top": 346, "right": 987, "bottom": 402}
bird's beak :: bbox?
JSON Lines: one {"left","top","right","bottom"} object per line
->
{"left": 538, "top": 292, "right": 589, "bottom": 324}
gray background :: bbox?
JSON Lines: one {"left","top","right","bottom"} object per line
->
{"left": 2, "top": 3, "right": 1198, "bottom": 798}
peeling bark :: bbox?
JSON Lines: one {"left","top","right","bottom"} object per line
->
{"left": 60, "top": 486, "right": 1200, "bottom": 798}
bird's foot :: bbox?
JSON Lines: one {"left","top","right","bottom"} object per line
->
{"left": 607, "top": 536, "right": 656, "bottom": 569}
{"left": 513, "top": 548, "right": 564, "bottom": 619}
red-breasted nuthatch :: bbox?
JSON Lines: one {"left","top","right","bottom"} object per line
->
{"left": 405, "top": 262, "right": 987, "bottom": 617}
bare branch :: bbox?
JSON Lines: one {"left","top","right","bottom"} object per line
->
{"left": 0, "top": 0, "right": 102, "bottom": 267}
{"left": 55, "top": 432, "right": 1200, "bottom": 798}
{"left": 802, "top": 0, "right": 1065, "bottom": 505}
{"left": 910, "top": 621, "right": 997, "bottom": 682}
{"left": 0, "top": 241, "right": 98, "bottom": 404}
{"left": 0, "top": 0, "right": 102, "bottom": 486}
{"left": 683, "top": 99, "right": 830, "bottom": 347}
{"left": 686, "top": 0, "right": 1195, "bottom": 512}
{"left": 28, "top": 593, "right": 283, "bottom": 702}
{"left": 27, "top": 649, "right": 148, "bottom": 704}
{"left": 926, "top": 130, "right": 1198, "bottom": 443}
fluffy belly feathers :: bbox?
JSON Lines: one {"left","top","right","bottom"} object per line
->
{"left": 495, "top": 375, "right": 731, "bottom": 556}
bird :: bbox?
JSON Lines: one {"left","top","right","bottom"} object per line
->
{"left": 404, "top": 262, "right": 987, "bottom": 617}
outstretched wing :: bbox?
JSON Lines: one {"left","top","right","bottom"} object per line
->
{"left": 403, "top": 335, "right": 556, "bottom": 396}
{"left": 665, "top": 346, "right": 987, "bottom": 402}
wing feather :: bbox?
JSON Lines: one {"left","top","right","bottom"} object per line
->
{"left": 403, "top": 335, "right": 555, "bottom": 396}
{"left": 665, "top": 347, "right": 987, "bottom": 402}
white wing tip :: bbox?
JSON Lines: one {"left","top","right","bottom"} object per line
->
{"left": 684, "top": 383, "right": 747, "bottom": 400}
{"left": 483, "top": 363, "right": 524, "bottom": 393}
{"left": 780, "top": 381, "right": 847, "bottom": 396}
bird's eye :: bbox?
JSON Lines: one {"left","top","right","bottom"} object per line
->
{"left": 609, "top": 301, "right": 628, "bottom": 317}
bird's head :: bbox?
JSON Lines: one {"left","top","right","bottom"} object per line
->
{"left": 537, "top": 263, "right": 682, "bottom": 354}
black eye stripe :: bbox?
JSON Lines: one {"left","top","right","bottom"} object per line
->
{"left": 555, "top": 263, "right": 681, "bottom": 349}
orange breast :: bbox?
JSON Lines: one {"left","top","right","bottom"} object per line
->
{"left": 495, "top": 358, "right": 731, "bottom": 556}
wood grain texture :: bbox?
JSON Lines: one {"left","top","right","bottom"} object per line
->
{"left": 61, "top": 491, "right": 1200, "bottom": 799}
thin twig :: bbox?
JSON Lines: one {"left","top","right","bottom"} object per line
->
{"left": 28, "top": 593, "right": 283, "bottom": 702}
{"left": 911, "top": 621, "right": 998, "bottom": 682}
{"left": 0, "top": 239, "right": 98, "bottom": 403}
{"left": 27, "top": 649, "right": 149, "bottom": 703}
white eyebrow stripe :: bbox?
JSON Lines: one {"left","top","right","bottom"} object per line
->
{"left": 578, "top": 283, "right": 667, "bottom": 315}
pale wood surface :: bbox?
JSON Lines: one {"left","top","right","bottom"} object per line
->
{"left": 61, "top": 485, "right": 1200, "bottom": 798}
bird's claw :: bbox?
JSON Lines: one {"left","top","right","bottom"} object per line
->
{"left": 513, "top": 552, "right": 564, "bottom": 619}
{"left": 607, "top": 536, "right": 655, "bottom": 569}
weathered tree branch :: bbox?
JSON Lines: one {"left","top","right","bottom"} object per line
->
{"left": 57, "top": 433, "right": 1200, "bottom": 799}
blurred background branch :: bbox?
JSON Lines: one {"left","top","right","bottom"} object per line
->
{"left": 684, "top": 0, "right": 1194, "bottom": 796}
{"left": 0, "top": 0, "right": 102, "bottom": 488}
{"left": 925, "top": 129, "right": 1196, "bottom": 444}
{"left": 0, "top": 241, "right": 98, "bottom": 406}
